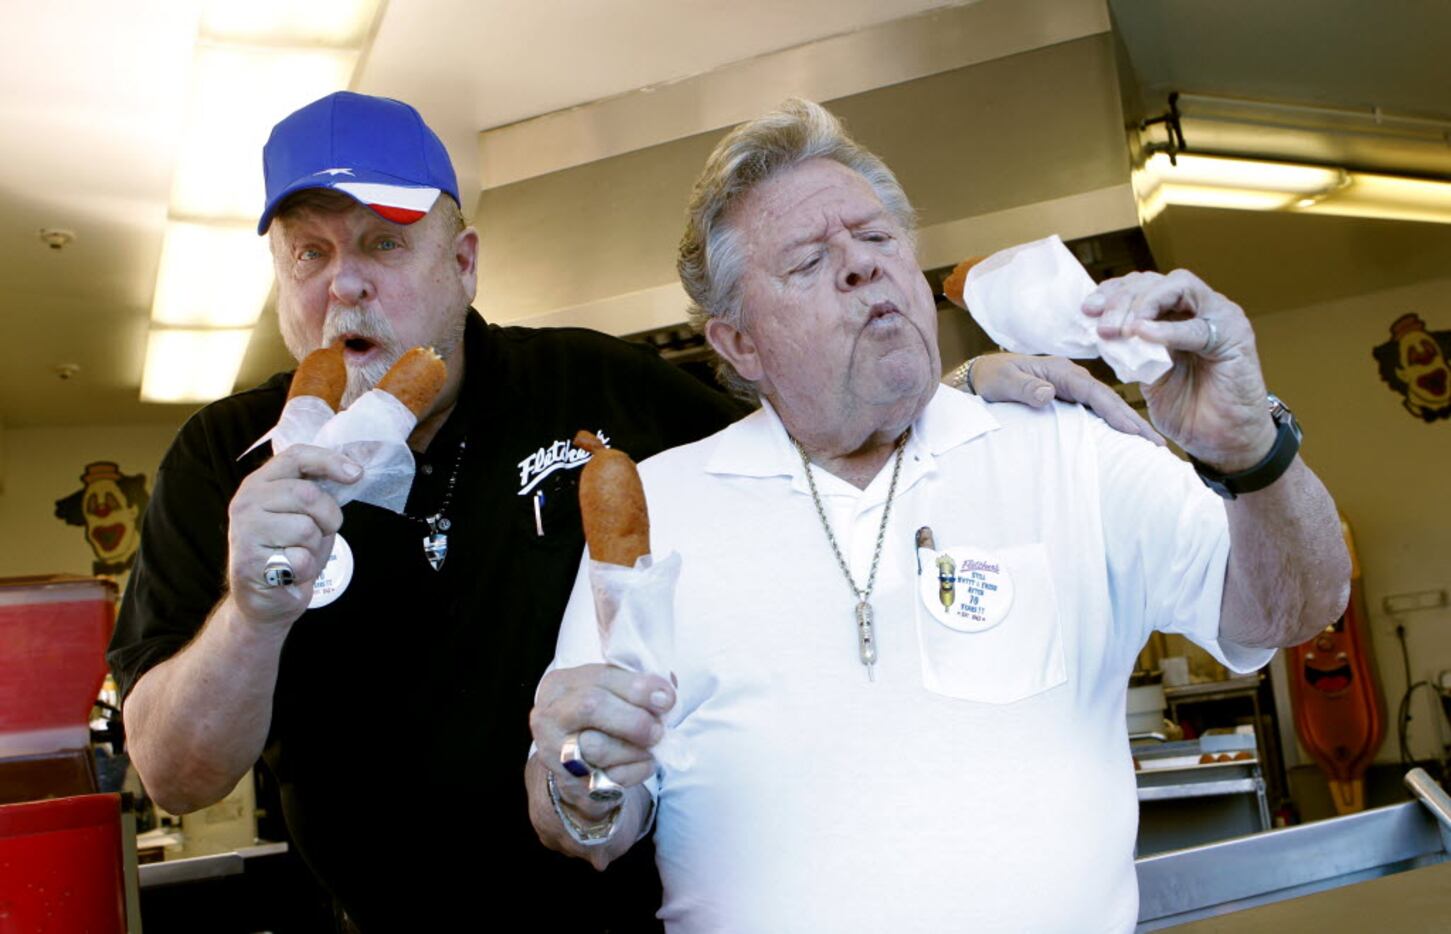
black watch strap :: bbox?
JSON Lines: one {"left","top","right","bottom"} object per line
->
{"left": 1191, "top": 395, "right": 1302, "bottom": 500}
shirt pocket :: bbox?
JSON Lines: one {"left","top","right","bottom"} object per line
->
{"left": 914, "top": 542, "right": 1067, "bottom": 704}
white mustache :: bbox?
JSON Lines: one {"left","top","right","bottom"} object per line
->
{"left": 322, "top": 306, "right": 398, "bottom": 348}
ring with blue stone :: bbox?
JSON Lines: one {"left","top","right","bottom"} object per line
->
{"left": 559, "top": 732, "right": 592, "bottom": 779}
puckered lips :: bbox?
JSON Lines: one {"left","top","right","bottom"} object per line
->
{"left": 865, "top": 300, "right": 904, "bottom": 329}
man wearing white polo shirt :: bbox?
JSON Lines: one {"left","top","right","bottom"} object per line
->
{"left": 526, "top": 99, "right": 1349, "bottom": 932}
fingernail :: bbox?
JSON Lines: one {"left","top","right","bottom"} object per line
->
{"left": 650, "top": 722, "right": 665, "bottom": 743}
{"left": 341, "top": 460, "right": 363, "bottom": 480}
{"left": 650, "top": 689, "right": 672, "bottom": 710}
{"left": 1083, "top": 294, "right": 1105, "bottom": 311}
{"left": 1032, "top": 384, "right": 1053, "bottom": 405}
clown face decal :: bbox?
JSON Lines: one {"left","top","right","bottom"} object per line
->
{"left": 1374, "top": 313, "right": 1451, "bottom": 422}
{"left": 54, "top": 462, "right": 149, "bottom": 575}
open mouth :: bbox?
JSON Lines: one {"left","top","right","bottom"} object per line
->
{"left": 336, "top": 334, "right": 383, "bottom": 362}
{"left": 1416, "top": 369, "right": 1448, "bottom": 398}
{"left": 1305, "top": 662, "right": 1353, "bottom": 694}
{"left": 91, "top": 523, "right": 126, "bottom": 554}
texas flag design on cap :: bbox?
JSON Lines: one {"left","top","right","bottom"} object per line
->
{"left": 332, "top": 181, "right": 441, "bottom": 226}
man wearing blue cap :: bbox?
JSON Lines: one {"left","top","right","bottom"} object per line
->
{"left": 107, "top": 90, "right": 1150, "bottom": 929}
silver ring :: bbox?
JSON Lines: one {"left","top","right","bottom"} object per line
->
{"left": 1201, "top": 317, "right": 1218, "bottom": 355}
{"left": 262, "top": 552, "right": 295, "bottom": 588}
{"left": 588, "top": 767, "right": 625, "bottom": 804}
{"left": 559, "top": 732, "right": 591, "bottom": 778}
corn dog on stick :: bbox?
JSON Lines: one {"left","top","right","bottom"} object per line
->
{"left": 288, "top": 344, "right": 347, "bottom": 411}
{"left": 574, "top": 431, "right": 650, "bottom": 567}
{"left": 377, "top": 347, "right": 446, "bottom": 419}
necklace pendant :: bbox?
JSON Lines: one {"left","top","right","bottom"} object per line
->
{"left": 855, "top": 599, "right": 877, "bottom": 677}
{"left": 422, "top": 515, "right": 448, "bottom": 571}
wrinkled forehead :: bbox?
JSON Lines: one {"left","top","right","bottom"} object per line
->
{"left": 737, "top": 159, "right": 888, "bottom": 250}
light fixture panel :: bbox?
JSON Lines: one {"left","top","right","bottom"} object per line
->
{"left": 200, "top": 0, "right": 380, "bottom": 48}
{"left": 151, "top": 221, "right": 275, "bottom": 327}
{"left": 141, "top": 328, "right": 254, "bottom": 403}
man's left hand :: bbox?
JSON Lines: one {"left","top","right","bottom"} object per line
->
{"left": 969, "top": 353, "right": 1161, "bottom": 445}
{"left": 1085, "top": 269, "right": 1275, "bottom": 471}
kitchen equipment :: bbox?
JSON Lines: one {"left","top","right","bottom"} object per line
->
{"left": 0, "top": 793, "right": 140, "bottom": 933}
{"left": 1134, "top": 731, "right": 1270, "bottom": 854}
{"left": 1136, "top": 768, "right": 1451, "bottom": 930}
{"left": 0, "top": 575, "right": 118, "bottom": 804}
{"left": 1128, "top": 682, "right": 1167, "bottom": 736}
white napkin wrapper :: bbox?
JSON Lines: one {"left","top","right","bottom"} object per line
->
{"left": 960, "top": 234, "right": 1173, "bottom": 385}
{"left": 240, "top": 388, "right": 419, "bottom": 514}
{"left": 588, "top": 552, "right": 692, "bottom": 773}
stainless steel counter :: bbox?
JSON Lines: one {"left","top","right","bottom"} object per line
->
{"left": 137, "top": 841, "right": 288, "bottom": 888}
{"left": 1136, "top": 769, "right": 1451, "bottom": 930}
{"left": 1163, "top": 860, "right": 1451, "bottom": 932}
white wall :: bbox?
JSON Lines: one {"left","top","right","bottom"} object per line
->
{"left": 0, "top": 422, "right": 183, "bottom": 581}
{"left": 1253, "top": 275, "right": 1451, "bottom": 763}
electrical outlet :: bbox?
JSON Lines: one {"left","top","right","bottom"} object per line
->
{"left": 1383, "top": 589, "right": 1448, "bottom": 616}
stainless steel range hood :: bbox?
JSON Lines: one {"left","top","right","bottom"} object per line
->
{"left": 472, "top": 0, "right": 1141, "bottom": 337}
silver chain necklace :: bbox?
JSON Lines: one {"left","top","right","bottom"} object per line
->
{"left": 791, "top": 428, "right": 910, "bottom": 681}
{"left": 405, "top": 438, "right": 467, "bottom": 571}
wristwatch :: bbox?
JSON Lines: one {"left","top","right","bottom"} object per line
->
{"left": 1190, "top": 395, "right": 1302, "bottom": 500}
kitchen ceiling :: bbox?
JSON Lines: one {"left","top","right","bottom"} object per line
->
{"left": 1, "top": 0, "right": 1448, "bottom": 428}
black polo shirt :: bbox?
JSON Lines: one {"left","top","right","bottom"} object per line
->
{"left": 109, "top": 310, "right": 746, "bottom": 930}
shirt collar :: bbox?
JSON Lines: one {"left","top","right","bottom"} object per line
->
{"left": 704, "top": 385, "right": 1000, "bottom": 481}
{"left": 913, "top": 383, "right": 1001, "bottom": 456}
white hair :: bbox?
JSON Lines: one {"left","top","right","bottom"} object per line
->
{"left": 678, "top": 98, "right": 917, "bottom": 399}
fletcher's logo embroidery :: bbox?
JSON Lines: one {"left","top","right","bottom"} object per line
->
{"left": 517, "top": 431, "right": 609, "bottom": 495}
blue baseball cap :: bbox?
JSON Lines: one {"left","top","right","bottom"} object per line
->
{"left": 257, "top": 91, "right": 460, "bottom": 235}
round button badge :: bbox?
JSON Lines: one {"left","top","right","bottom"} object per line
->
{"left": 917, "top": 547, "right": 1014, "bottom": 633}
{"left": 307, "top": 533, "right": 354, "bottom": 609}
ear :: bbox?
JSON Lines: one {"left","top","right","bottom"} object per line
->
{"left": 454, "top": 227, "right": 480, "bottom": 300}
{"left": 705, "top": 317, "right": 764, "bottom": 382}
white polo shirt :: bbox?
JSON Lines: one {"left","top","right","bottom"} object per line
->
{"left": 552, "top": 386, "right": 1271, "bottom": 933}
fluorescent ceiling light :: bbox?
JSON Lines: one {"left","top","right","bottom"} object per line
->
{"left": 1144, "top": 153, "right": 1343, "bottom": 195}
{"left": 170, "top": 43, "right": 357, "bottom": 219}
{"left": 151, "top": 222, "right": 274, "bottom": 327}
{"left": 201, "top": 0, "right": 380, "bottom": 48}
{"left": 1154, "top": 185, "right": 1300, "bottom": 212}
{"left": 1298, "top": 172, "right": 1451, "bottom": 225}
{"left": 1137, "top": 150, "right": 1451, "bottom": 225}
{"left": 141, "top": 329, "right": 253, "bottom": 403}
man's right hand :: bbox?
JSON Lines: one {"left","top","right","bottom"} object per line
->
{"left": 528, "top": 663, "right": 674, "bottom": 863}
{"left": 227, "top": 444, "right": 360, "bottom": 626}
